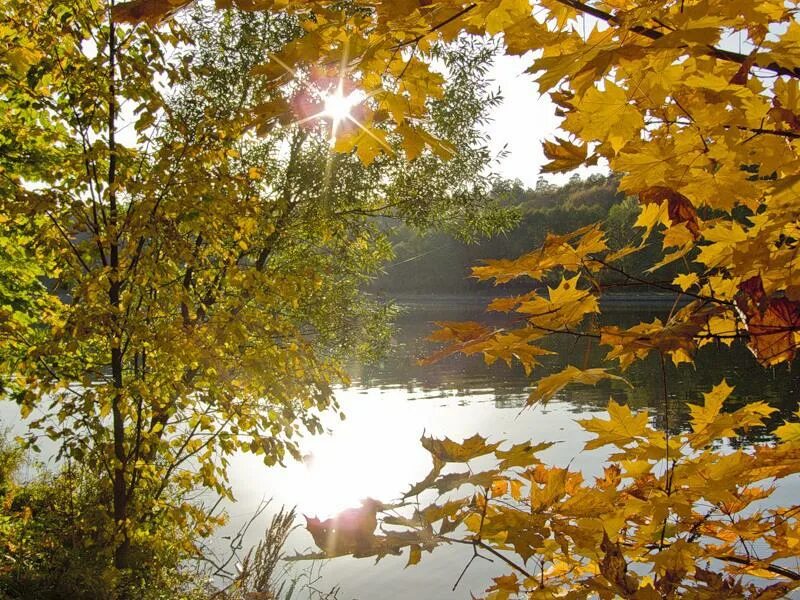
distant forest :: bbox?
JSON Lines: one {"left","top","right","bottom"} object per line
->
{"left": 373, "top": 173, "right": 679, "bottom": 295}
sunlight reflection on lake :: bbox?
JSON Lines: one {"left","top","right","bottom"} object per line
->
{"left": 3, "top": 298, "right": 798, "bottom": 597}
{"left": 221, "top": 297, "right": 800, "bottom": 599}
{"left": 227, "top": 389, "right": 607, "bottom": 599}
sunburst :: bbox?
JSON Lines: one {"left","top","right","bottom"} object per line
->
{"left": 322, "top": 84, "right": 360, "bottom": 130}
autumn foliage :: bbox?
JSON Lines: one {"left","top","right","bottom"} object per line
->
{"left": 92, "top": 0, "right": 800, "bottom": 596}
{"left": 9, "top": 0, "right": 800, "bottom": 597}
{"left": 296, "top": 387, "right": 800, "bottom": 598}
{"left": 1, "top": 0, "right": 501, "bottom": 591}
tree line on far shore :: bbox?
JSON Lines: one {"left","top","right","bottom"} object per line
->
{"left": 373, "top": 173, "right": 680, "bottom": 295}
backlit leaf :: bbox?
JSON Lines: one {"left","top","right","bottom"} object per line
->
{"left": 579, "top": 400, "right": 648, "bottom": 450}
{"left": 528, "top": 366, "right": 629, "bottom": 406}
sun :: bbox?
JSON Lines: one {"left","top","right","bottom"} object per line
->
{"left": 322, "top": 86, "right": 360, "bottom": 126}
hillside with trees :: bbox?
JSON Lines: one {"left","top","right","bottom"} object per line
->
{"left": 375, "top": 173, "right": 678, "bottom": 295}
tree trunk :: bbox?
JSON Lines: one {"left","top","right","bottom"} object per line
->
{"left": 107, "top": 3, "right": 130, "bottom": 572}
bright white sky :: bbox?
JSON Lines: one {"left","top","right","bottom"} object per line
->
{"left": 485, "top": 53, "right": 607, "bottom": 188}
{"left": 485, "top": 53, "right": 554, "bottom": 186}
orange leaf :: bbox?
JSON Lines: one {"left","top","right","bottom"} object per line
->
{"left": 745, "top": 297, "right": 800, "bottom": 366}
{"left": 639, "top": 186, "right": 700, "bottom": 238}
{"left": 112, "top": 0, "right": 192, "bottom": 24}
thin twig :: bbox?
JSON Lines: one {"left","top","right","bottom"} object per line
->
{"left": 658, "top": 352, "right": 671, "bottom": 552}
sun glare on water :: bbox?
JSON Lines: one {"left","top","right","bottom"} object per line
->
{"left": 229, "top": 389, "right": 437, "bottom": 521}
{"left": 288, "top": 390, "right": 431, "bottom": 519}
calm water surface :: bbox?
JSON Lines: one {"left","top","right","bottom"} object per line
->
{"left": 223, "top": 297, "right": 800, "bottom": 599}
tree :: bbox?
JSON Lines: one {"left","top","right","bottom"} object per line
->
{"left": 109, "top": 0, "right": 800, "bottom": 596}
{"left": 0, "top": 438, "right": 196, "bottom": 599}
{"left": 374, "top": 174, "right": 636, "bottom": 295}
{"left": 111, "top": 0, "right": 800, "bottom": 367}
{"left": 0, "top": 0, "right": 506, "bottom": 590}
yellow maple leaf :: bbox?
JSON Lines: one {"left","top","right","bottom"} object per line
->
{"left": 673, "top": 272, "right": 699, "bottom": 291}
{"left": 579, "top": 400, "right": 648, "bottom": 450}
{"left": 541, "top": 137, "right": 590, "bottom": 173}
{"left": 774, "top": 416, "right": 800, "bottom": 444}
{"left": 528, "top": 366, "right": 629, "bottom": 405}
{"left": 421, "top": 433, "right": 501, "bottom": 463}
{"left": 687, "top": 379, "right": 734, "bottom": 434}
{"left": 567, "top": 81, "right": 644, "bottom": 152}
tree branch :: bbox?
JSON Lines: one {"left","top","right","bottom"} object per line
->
{"left": 589, "top": 255, "right": 736, "bottom": 307}
{"left": 390, "top": 4, "right": 478, "bottom": 51}
{"left": 718, "top": 555, "right": 800, "bottom": 581}
{"left": 45, "top": 210, "right": 92, "bottom": 274}
{"left": 553, "top": 0, "right": 800, "bottom": 80}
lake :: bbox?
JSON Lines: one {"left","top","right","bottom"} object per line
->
{"left": 221, "top": 296, "right": 800, "bottom": 599}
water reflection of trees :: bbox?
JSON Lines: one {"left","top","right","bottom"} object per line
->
{"left": 349, "top": 299, "right": 800, "bottom": 443}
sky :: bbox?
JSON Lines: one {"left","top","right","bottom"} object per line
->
{"left": 484, "top": 53, "right": 555, "bottom": 186}
{"left": 485, "top": 53, "right": 607, "bottom": 188}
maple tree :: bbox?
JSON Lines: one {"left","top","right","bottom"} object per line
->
{"left": 295, "top": 387, "right": 800, "bottom": 599}
{"left": 0, "top": 0, "right": 504, "bottom": 591}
